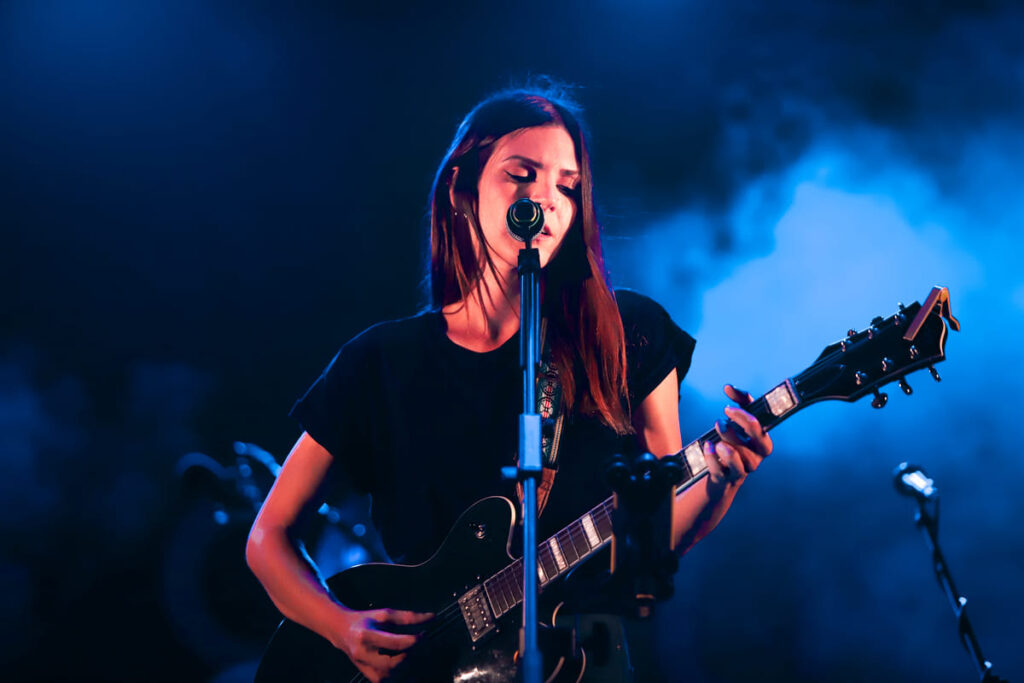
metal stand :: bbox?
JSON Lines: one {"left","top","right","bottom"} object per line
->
{"left": 894, "top": 463, "right": 1005, "bottom": 682}
{"left": 605, "top": 452, "right": 683, "bottom": 619}
{"left": 505, "top": 243, "right": 542, "bottom": 683}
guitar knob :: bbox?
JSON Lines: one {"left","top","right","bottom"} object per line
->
{"left": 928, "top": 366, "right": 941, "bottom": 382}
{"left": 898, "top": 378, "right": 913, "bottom": 395}
{"left": 854, "top": 371, "right": 868, "bottom": 386}
{"left": 871, "top": 390, "right": 888, "bottom": 409}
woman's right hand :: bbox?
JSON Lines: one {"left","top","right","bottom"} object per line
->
{"left": 329, "top": 606, "right": 434, "bottom": 682}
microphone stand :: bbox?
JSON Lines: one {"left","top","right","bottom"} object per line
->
{"left": 513, "top": 239, "right": 542, "bottom": 683}
{"left": 894, "top": 463, "right": 1004, "bottom": 682}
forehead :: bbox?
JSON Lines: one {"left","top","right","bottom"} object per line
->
{"left": 490, "top": 125, "right": 579, "bottom": 170}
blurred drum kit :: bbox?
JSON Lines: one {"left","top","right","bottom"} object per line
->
{"left": 161, "top": 441, "right": 386, "bottom": 681}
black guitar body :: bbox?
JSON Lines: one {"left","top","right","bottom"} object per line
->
{"left": 256, "top": 497, "right": 527, "bottom": 683}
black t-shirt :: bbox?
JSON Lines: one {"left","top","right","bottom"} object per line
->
{"left": 290, "top": 289, "right": 695, "bottom": 565}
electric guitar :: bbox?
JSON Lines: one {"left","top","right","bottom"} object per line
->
{"left": 255, "top": 287, "right": 960, "bottom": 683}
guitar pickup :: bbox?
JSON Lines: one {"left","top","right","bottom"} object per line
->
{"left": 458, "top": 585, "right": 496, "bottom": 643}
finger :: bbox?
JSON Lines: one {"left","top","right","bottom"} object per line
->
{"left": 715, "top": 442, "right": 747, "bottom": 482}
{"left": 702, "top": 441, "right": 724, "bottom": 480}
{"left": 362, "top": 628, "right": 418, "bottom": 652}
{"left": 724, "top": 384, "right": 754, "bottom": 407}
{"left": 376, "top": 609, "right": 435, "bottom": 625}
{"left": 723, "top": 407, "right": 773, "bottom": 457}
{"left": 723, "top": 406, "right": 768, "bottom": 446}
{"left": 729, "top": 443, "right": 762, "bottom": 474}
{"left": 715, "top": 418, "right": 751, "bottom": 452}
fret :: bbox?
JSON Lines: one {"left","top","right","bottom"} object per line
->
{"left": 581, "top": 513, "right": 601, "bottom": 548}
{"left": 539, "top": 543, "right": 559, "bottom": 580}
{"left": 484, "top": 577, "right": 508, "bottom": 616}
{"left": 547, "top": 537, "right": 568, "bottom": 572}
{"left": 594, "top": 504, "right": 613, "bottom": 540}
{"left": 567, "top": 522, "right": 591, "bottom": 557}
{"left": 500, "top": 571, "right": 517, "bottom": 611}
{"left": 556, "top": 530, "right": 580, "bottom": 565}
{"left": 509, "top": 568, "right": 524, "bottom": 602}
{"left": 681, "top": 440, "right": 707, "bottom": 479}
{"left": 764, "top": 380, "right": 797, "bottom": 417}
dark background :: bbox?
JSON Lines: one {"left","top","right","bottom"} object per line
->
{"left": 3, "top": 1, "right": 1022, "bottom": 680}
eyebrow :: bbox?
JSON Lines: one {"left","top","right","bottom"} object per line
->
{"left": 503, "top": 154, "right": 579, "bottom": 177}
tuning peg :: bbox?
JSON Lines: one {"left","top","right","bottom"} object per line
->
{"left": 928, "top": 366, "right": 941, "bottom": 382}
{"left": 871, "top": 390, "right": 889, "bottom": 409}
{"left": 898, "top": 378, "right": 913, "bottom": 395}
{"left": 854, "top": 371, "right": 868, "bottom": 386}
{"left": 847, "top": 328, "right": 857, "bottom": 339}
{"left": 908, "top": 345, "right": 919, "bottom": 360}
{"left": 881, "top": 357, "right": 894, "bottom": 372}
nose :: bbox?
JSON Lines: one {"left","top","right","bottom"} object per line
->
{"left": 529, "top": 180, "right": 559, "bottom": 214}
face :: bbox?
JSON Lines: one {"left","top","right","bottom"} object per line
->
{"left": 471, "top": 124, "right": 580, "bottom": 272}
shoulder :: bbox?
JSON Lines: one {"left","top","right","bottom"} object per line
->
{"left": 614, "top": 288, "right": 670, "bottom": 326}
{"left": 318, "top": 310, "right": 441, "bottom": 380}
{"left": 614, "top": 289, "right": 693, "bottom": 346}
{"left": 336, "top": 309, "right": 440, "bottom": 356}
{"left": 613, "top": 288, "right": 697, "bottom": 397}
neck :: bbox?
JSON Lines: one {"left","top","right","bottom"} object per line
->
{"left": 443, "top": 264, "right": 524, "bottom": 352}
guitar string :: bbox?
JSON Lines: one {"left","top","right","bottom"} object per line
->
{"left": 348, "top": 322, "right": 914, "bottom": 682}
{"left": 349, "top": 400, "right": 773, "bottom": 682}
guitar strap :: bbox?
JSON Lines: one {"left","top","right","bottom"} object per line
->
{"left": 516, "top": 318, "right": 565, "bottom": 517}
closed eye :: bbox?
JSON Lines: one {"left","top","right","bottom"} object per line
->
{"left": 505, "top": 169, "right": 536, "bottom": 183}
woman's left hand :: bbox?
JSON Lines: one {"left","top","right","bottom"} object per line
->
{"left": 703, "top": 384, "right": 773, "bottom": 500}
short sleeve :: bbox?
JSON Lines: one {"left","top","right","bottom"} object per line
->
{"left": 289, "top": 328, "right": 380, "bottom": 494}
{"left": 615, "top": 289, "right": 696, "bottom": 404}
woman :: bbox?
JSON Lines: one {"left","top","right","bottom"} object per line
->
{"left": 246, "top": 85, "right": 772, "bottom": 682}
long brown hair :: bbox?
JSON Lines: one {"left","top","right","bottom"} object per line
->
{"left": 427, "top": 85, "right": 631, "bottom": 434}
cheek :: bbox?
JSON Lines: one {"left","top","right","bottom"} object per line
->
{"left": 559, "top": 197, "right": 577, "bottom": 235}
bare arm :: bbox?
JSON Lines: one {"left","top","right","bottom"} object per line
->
{"left": 246, "top": 432, "right": 429, "bottom": 682}
{"left": 632, "top": 370, "right": 772, "bottom": 556}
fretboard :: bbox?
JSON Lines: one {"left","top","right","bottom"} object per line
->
{"left": 480, "top": 377, "right": 802, "bottom": 619}
{"left": 483, "top": 497, "right": 616, "bottom": 618}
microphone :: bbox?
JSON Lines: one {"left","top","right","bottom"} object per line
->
{"left": 893, "top": 462, "right": 938, "bottom": 501}
{"left": 506, "top": 198, "right": 544, "bottom": 242}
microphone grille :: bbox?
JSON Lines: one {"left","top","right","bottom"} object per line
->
{"left": 506, "top": 198, "right": 544, "bottom": 242}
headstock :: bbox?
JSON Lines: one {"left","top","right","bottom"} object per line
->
{"left": 793, "top": 287, "right": 960, "bottom": 408}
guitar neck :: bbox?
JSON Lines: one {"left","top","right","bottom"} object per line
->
{"left": 480, "top": 292, "right": 956, "bottom": 620}
{"left": 674, "top": 378, "right": 800, "bottom": 493}
{"left": 480, "top": 377, "right": 806, "bottom": 619}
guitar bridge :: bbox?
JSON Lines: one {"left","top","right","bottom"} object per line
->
{"left": 458, "top": 585, "right": 496, "bottom": 643}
